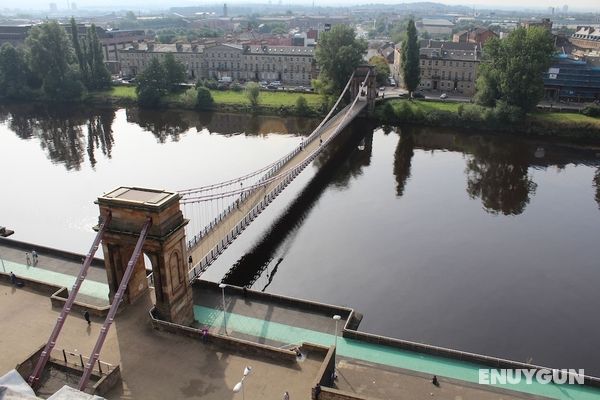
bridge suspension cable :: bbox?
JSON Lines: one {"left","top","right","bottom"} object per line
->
{"left": 180, "top": 70, "right": 370, "bottom": 256}
{"left": 177, "top": 72, "right": 355, "bottom": 197}
{"left": 180, "top": 71, "right": 370, "bottom": 205}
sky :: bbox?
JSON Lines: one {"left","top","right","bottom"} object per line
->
{"left": 3, "top": 0, "right": 599, "bottom": 13}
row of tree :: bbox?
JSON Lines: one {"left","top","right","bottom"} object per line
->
{"left": 0, "top": 19, "right": 111, "bottom": 101}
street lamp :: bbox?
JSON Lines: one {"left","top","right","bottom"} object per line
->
{"left": 233, "top": 366, "right": 252, "bottom": 400}
{"left": 333, "top": 315, "right": 341, "bottom": 349}
{"left": 219, "top": 283, "right": 227, "bottom": 334}
{"left": 332, "top": 314, "right": 341, "bottom": 380}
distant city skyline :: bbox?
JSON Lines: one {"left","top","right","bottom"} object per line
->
{"left": 1, "top": 0, "right": 598, "bottom": 13}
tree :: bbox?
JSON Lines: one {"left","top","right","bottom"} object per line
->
{"left": 245, "top": 82, "right": 260, "bottom": 109}
{"left": 0, "top": 43, "right": 31, "bottom": 99}
{"left": 84, "top": 24, "right": 111, "bottom": 90}
{"left": 295, "top": 95, "right": 310, "bottom": 116}
{"left": 70, "top": 17, "right": 88, "bottom": 85}
{"left": 162, "top": 53, "right": 186, "bottom": 90}
{"left": 136, "top": 57, "right": 167, "bottom": 108}
{"left": 476, "top": 27, "right": 554, "bottom": 112}
{"left": 369, "top": 55, "right": 390, "bottom": 86}
{"left": 315, "top": 25, "right": 367, "bottom": 94}
{"left": 196, "top": 86, "right": 214, "bottom": 110}
{"left": 26, "top": 21, "right": 84, "bottom": 100}
{"left": 401, "top": 19, "right": 420, "bottom": 98}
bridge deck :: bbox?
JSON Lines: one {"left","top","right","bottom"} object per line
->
{"left": 188, "top": 100, "right": 367, "bottom": 274}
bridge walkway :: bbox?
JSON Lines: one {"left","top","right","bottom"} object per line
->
{"left": 187, "top": 100, "right": 367, "bottom": 277}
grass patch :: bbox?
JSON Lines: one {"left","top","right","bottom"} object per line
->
{"left": 531, "top": 111, "right": 600, "bottom": 126}
{"left": 91, "top": 86, "right": 323, "bottom": 111}
{"left": 209, "top": 90, "right": 323, "bottom": 107}
{"left": 88, "top": 85, "right": 137, "bottom": 101}
{"left": 387, "top": 99, "right": 462, "bottom": 113}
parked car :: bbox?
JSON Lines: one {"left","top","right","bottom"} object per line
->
{"left": 270, "top": 81, "right": 282, "bottom": 87}
{"left": 259, "top": 80, "right": 268, "bottom": 87}
{"left": 440, "top": 93, "right": 448, "bottom": 99}
{"left": 412, "top": 92, "right": 425, "bottom": 99}
{"left": 266, "top": 85, "right": 279, "bottom": 90}
{"left": 379, "top": 86, "right": 385, "bottom": 92}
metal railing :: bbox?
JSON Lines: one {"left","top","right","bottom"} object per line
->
{"left": 50, "top": 348, "right": 114, "bottom": 375}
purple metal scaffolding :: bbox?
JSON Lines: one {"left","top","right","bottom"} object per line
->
{"left": 78, "top": 217, "right": 152, "bottom": 392}
{"left": 28, "top": 212, "right": 112, "bottom": 388}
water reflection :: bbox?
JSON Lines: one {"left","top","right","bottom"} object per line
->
{"left": 464, "top": 137, "right": 537, "bottom": 216}
{"left": 1, "top": 104, "right": 320, "bottom": 170}
{"left": 86, "top": 110, "right": 115, "bottom": 168}
{"left": 125, "top": 108, "right": 319, "bottom": 141}
{"left": 594, "top": 168, "right": 600, "bottom": 209}
{"left": 0, "top": 104, "right": 115, "bottom": 171}
{"left": 404, "top": 128, "right": 599, "bottom": 215}
{"left": 393, "top": 130, "right": 415, "bottom": 197}
{"left": 222, "top": 123, "right": 372, "bottom": 287}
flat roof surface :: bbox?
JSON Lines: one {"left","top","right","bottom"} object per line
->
{"left": 100, "top": 187, "right": 176, "bottom": 207}
{"left": 0, "top": 285, "right": 323, "bottom": 400}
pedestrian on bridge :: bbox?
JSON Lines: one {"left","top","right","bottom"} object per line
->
{"left": 283, "top": 391, "right": 290, "bottom": 400}
{"left": 188, "top": 255, "right": 193, "bottom": 267}
{"left": 31, "top": 250, "right": 38, "bottom": 265}
{"left": 84, "top": 310, "right": 91, "bottom": 325}
{"left": 25, "top": 253, "right": 31, "bottom": 266}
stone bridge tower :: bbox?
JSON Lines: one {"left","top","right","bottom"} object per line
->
{"left": 97, "top": 187, "right": 194, "bottom": 325}
{"left": 350, "top": 65, "right": 377, "bottom": 115}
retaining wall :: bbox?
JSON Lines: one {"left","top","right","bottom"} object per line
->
{"left": 194, "top": 280, "right": 353, "bottom": 320}
{"left": 342, "top": 317, "right": 600, "bottom": 389}
{"left": 148, "top": 307, "right": 298, "bottom": 363}
{"left": 0, "top": 237, "right": 105, "bottom": 268}
{"left": 1, "top": 272, "right": 111, "bottom": 317}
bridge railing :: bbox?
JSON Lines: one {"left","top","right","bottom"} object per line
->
{"left": 186, "top": 70, "right": 371, "bottom": 278}
{"left": 187, "top": 103, "right": 367, "bottom": 282}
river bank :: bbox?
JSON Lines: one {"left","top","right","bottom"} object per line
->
{"left": 4, "top": 86, "right": 600, "bottom": 141}
{"left": 84, "top": 85, "right": 327, "bottom": 117}
{"left": 377, "top": 98, "right": 600, "bottom": 141}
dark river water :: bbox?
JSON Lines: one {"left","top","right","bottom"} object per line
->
{"left": 2, "top": 104, "right": 600, "bottom": 375}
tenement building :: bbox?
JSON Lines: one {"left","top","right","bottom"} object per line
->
{"left": 119, "top": 42, "right": 316, "bottom": 86}
{"left": 417, "top": 40, "right": 481, "bottom": 96}
{"left": 119, "top": 42, "right": 205, "bottom": 79}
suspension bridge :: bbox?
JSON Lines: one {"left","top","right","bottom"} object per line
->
{"left": 180, "top": 67, "right": 376, "bottom": 282}
{"left": 26, "top": 66, "right": 376, "bottom": 392}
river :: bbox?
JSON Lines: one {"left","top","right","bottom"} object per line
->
{"left": 1, "top": 104, "right": 600, "bottom": 375}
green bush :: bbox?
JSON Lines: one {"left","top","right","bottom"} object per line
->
{"left": 582, "top": 105, "right": 600, "bottom": 118}
{"left": 204, "top": 79, "right": 218, "bottom": 90}
{"left": 493, "top": 100, "right": 524, "bottom": 124}
{"left": 295, "top": 95, "right": 310, "bottom": 116}
{"left": 231, "top": 82, "right": 243, "bottom": 92}
{"left": 380, "top": 101, "right": 396, "bottom": 123}
{"left": 424, "top": 109, "right": 455, "bottom": 125}
{"left": 180, "top": 88, "right": 198, "bottom": 108}
{"left": 459, "top": 104, "right": 487, "bottom": 122}
{"left": 196, "top": 86, "right": 214, "bottom": 110}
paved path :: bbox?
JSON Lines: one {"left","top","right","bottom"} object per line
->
{"left": 0, "top": 243, "right": 109, "bottom": 305}
{"left": 193, "top": 305, "right": 600, "bottom": 400}
{"left": 0, "top": 284, "right": 323, "bottom": 400}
